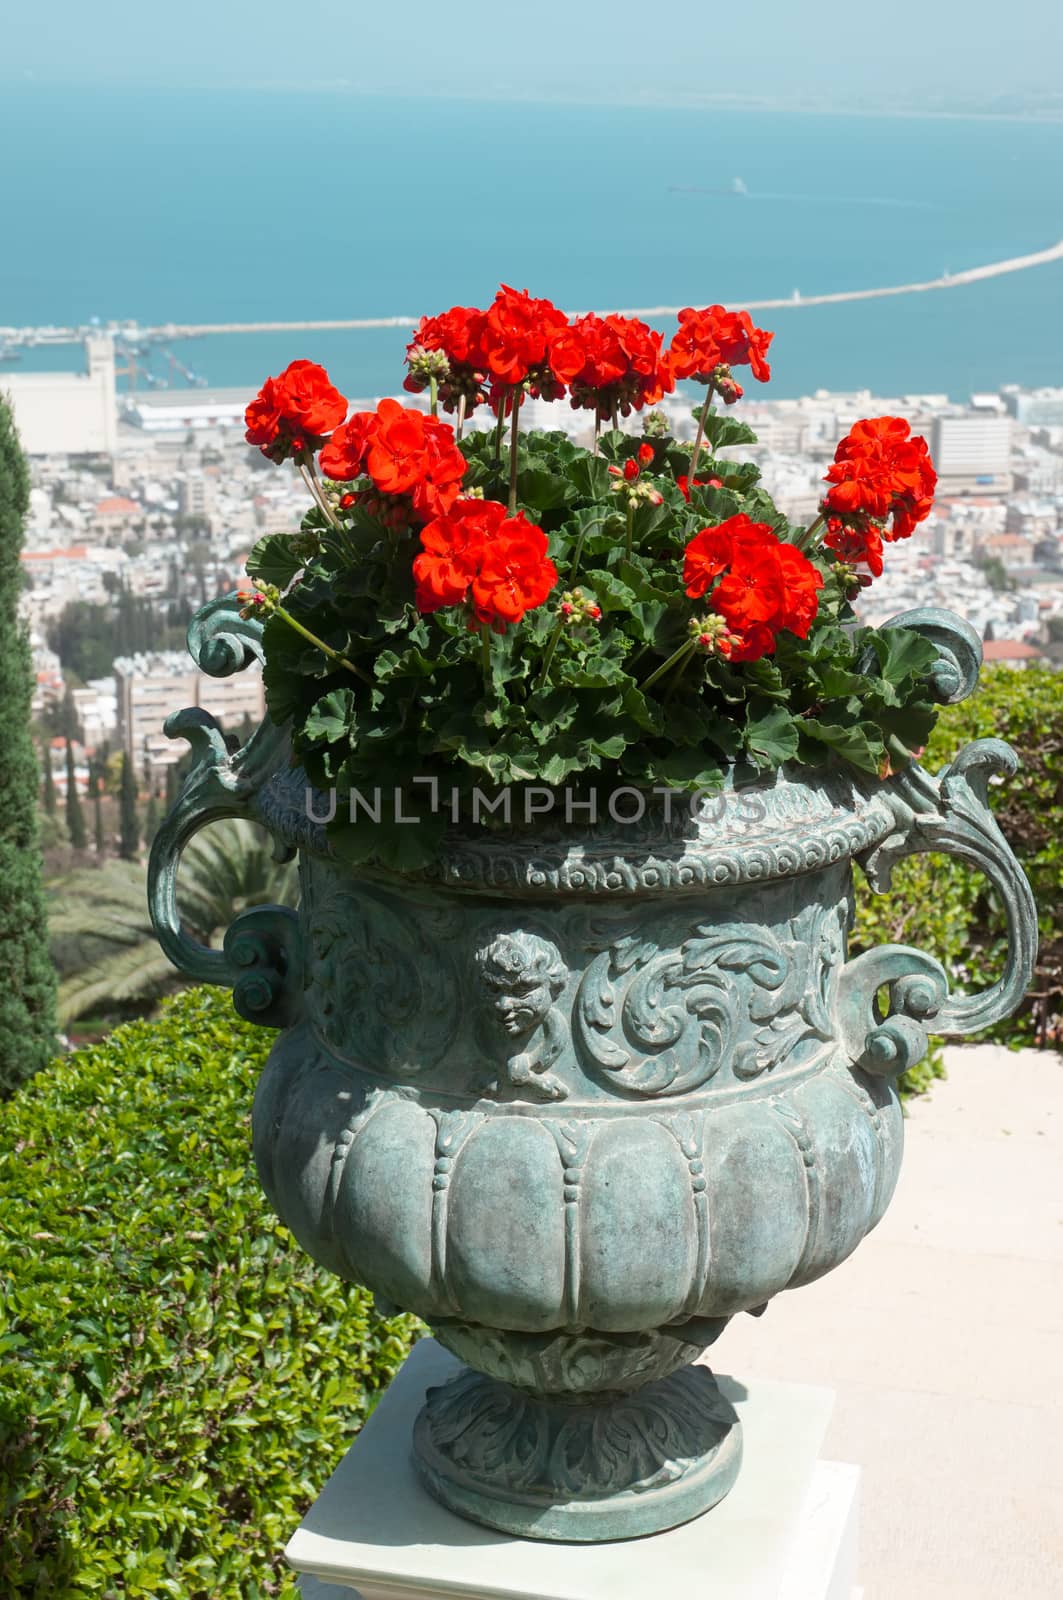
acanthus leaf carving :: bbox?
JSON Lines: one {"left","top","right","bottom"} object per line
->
{"left": 574, "top": 906, "right": 843, "bottom": 1097}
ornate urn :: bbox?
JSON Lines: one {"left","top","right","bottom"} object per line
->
{"left": 149, "top": 599, "right": 1035, "bottom": 1543}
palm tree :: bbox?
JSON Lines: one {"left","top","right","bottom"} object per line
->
{"left": 47, "top": 820, "right": 298, "bottom": 1027}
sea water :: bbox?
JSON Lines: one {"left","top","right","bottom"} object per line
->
{"left": 2, "top": 84, "right": 1061, "bottom": 400}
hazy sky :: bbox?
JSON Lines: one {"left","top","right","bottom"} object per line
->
{"left": 4, "top": 0, "right": 1062, "bottom": 104}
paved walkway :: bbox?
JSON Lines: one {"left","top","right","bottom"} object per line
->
{"left": 718, "top": 1044, "right": 1063, "bottom": 1600}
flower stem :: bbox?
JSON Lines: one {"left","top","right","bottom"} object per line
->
{"left": 687, "top": 381, "right": 716, "bottom": 485}
{"left": 570, "top": 516, "right": 602, "bottom": 587}
{"left": 792, "top": 511, "right": 826, "bottom": 553}
{"left": 300, "top": 460, "right": 340, "bottom": 529}
{"left": 456, "top": 393, "right": 467, "bottom": 441}
{"left": 480, "top": 622, "right": 493, "bottom": 693}
{"left": 593, "top": 412, "right": 601, "bottom": 457}
{"left": 274, "top": 604, "right": 370, "bottom": 683}
{"left": 625, "top": 501, "right": 635, "bottom": 562}
{"left": 537, "top": 617, "right": 565, "bottom": 691}
{"left": 611, "top": 400, "right": 619, "bottom": 433}
{"left": 493, "top": 392, "right": 508, "bottom": 464}
{"left": 429, "top": 375, "right": 439, "bottom": 419}
{"left": 641, "top": 637, "right": 696, "bottom": 693}
{"left": 508, "top": 390, "right": 522, "bottom": 515}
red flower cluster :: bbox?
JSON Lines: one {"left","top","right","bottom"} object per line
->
{"left": 319, "top": 398, "right": 467, "bottom": 524}
{"left": 819, "top": 419, "right": 941, "bottom": 550}
{"left": 565, "top": 312, "right": 676, "bottom": 420}
{"left": 404, "top": 290, "right": 681, "bottom": 423}
{"left": 669, "top": 306, "right": 774, "bottom": 388}
{"left": 245, "top": 360, "right": 348, "bottom": 463}
{"left": 404, "top": 287, "right": 583, "bottom": 415}
{"left": 404, "top": 305, "right": 489, "bottom": 414}
{"left": 683, "top": 515, "right": 822, "bottom": 662}
{"left": 413, "top": 500, "right": 558, "bottom": 629}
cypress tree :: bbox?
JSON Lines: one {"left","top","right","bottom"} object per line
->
{"left": 60, "top": 684, "right": 81, "bottom": 744}
{"left": 41, "top": 738, "right": 57, "bottom": 815}
{"left": 145, "top": 792, "right": 159, "bottom": 845}
{"left": 0, "top": 397, "right": 57, "bottom": 1092}
{"left": 118, "top": 751, "right": 139, "bottom": 861}
{"left": 164, "top": 761, "right": 180, "bottom": 809}
{"left": 64, "top": 738, "right": 87, "bottom": 850}
{"left": 93, "top": 783, "right": 105, "bottom": 856}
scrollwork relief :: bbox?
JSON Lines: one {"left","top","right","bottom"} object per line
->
{"left": 573, "top": 904, "right": 842, "bottom": 1097}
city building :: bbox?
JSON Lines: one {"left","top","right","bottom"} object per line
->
{"left": 931, "top": 414, "right": 1013, "bottom": 496}
{"left": 1001, "top": 386, "right": 1063, "bottom": 426}
{"left": 114, "top": 650, "right": 266, "bottom": 772}
{"left": 2, "top": 336, "right": 117, "bottom": 456}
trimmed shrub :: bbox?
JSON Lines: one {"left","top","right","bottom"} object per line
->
{"left": 0, "top": 987, "right": 415, "bottom": 1599}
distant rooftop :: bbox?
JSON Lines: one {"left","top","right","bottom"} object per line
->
{"left": 982, "top": 639, "right": 1043, "bottom": 661}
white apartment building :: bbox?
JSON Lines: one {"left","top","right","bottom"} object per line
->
{"left": 114, "top": 650, "right": 266, "bottom": 772}
{"left": 932, "top": 414, "right": 1013, "bottom": 496}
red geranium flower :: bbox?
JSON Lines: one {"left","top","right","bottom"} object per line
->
{"left": 413, "top": 501, "right": 557, "bottom": 628}
{"left": 319, "top": 399, "right": 466, "bottom": 526}
{"left": 403, "top": 305, "right": 489, "bottom": 415}
{"left": 682, "top": 515, "right": 822, "bottom": 660}
{"left": 566, "top": 312, "right": 676, "bottom": 420}
{"left": 413, "top": 500, "right": 494, "bottom": 612}
{"left": 669, "top": 306, "right": 773, "bottom": 386}
{"left": 318, "top": 409, "right": 379, "bottom": 480}
{"left": 245, "top": 360, "right": 347, "bottom": 462}
{"left": 481, "top": 285, "right": 569, "bottom": 388}
{"left": 823, "top": 523, "right": 885, "bottom": 578}
{"left": 472, "top": 525, "right": 558, "bottom": 629}
{"left": 683, "top": 520, "right": 741, "bottom": 599}
{"left": 823, "top": 416, "right": 936, "bottom": 542}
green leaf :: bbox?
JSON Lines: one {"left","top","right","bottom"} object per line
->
{"left": 800, "top": 716, "right": 882, "bottom": 773}
{"left": 744, "top": 705, "right": 800, "bottom": 767}
{"left": 304, "top": 687, "right": 359, "bottom": 744}
{"left": 245, "top": 534, "right": 305, "bottom": 588}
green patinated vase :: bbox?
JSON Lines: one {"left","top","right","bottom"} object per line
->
{"left": 148, "top": 598, "right": 1036, "bottom": 1542}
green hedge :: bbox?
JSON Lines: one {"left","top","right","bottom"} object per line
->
{"left": 0, "top": 988, "right": 415, "bottom": 1600}
{"left": 853, "top": 663, "right": 1063, "bottom": 1090}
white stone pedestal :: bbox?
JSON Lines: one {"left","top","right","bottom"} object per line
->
{"left": 289, "top": 1340, "right": 860, "bottom": 1600}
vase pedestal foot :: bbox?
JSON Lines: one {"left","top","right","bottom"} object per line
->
{"left": 411, "top": 1359, "right": 742, "bottom": 1542}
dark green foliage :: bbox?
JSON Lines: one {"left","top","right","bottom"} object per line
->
{"left": 93, "top": 785, "right": 105, "bottom": 856}
{"left": 0, "top": 397, "right": 57, "bottom": 1093}
{"left": 64, "top": 739, "right": 87, "bottom": 850}
{"left": 46, "top": 590, "right": 194, "bottom": 681}
{"left": 0, "top": 986, "right": 415, "bottom": 1597}
{"left": 41, "top": 739, "right": 56, "bottom": 816}
{"left": 118, "top": 751, "right": 139, "bottom": 861}
{"left": 60, "top": 685, "right": 82, "bottom": 743}
{"left": 853, "top": 663, "right": 1063, "bottom": 1089}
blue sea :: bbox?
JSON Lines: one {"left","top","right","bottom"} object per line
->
{"left": 2, "top": 85, "right": 1062, "bottom": 401}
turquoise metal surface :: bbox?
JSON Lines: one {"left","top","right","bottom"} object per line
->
{"left": 148, "top": 599, "right": 1036, "bottom": 1540}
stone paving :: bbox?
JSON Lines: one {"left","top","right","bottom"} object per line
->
{"left": 717, "top": 1043, "right": 1063, "bottom": 1600}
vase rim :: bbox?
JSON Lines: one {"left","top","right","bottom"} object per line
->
{"left": 256, "top": 763, "right": 902, "bottom": 895}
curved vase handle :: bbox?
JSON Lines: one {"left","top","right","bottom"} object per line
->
{"left": 147, "top": 595, "right": 303, "bottom": 1028}
{"left": 838, "top": 739, "right": 1038, "bottom": 1076}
